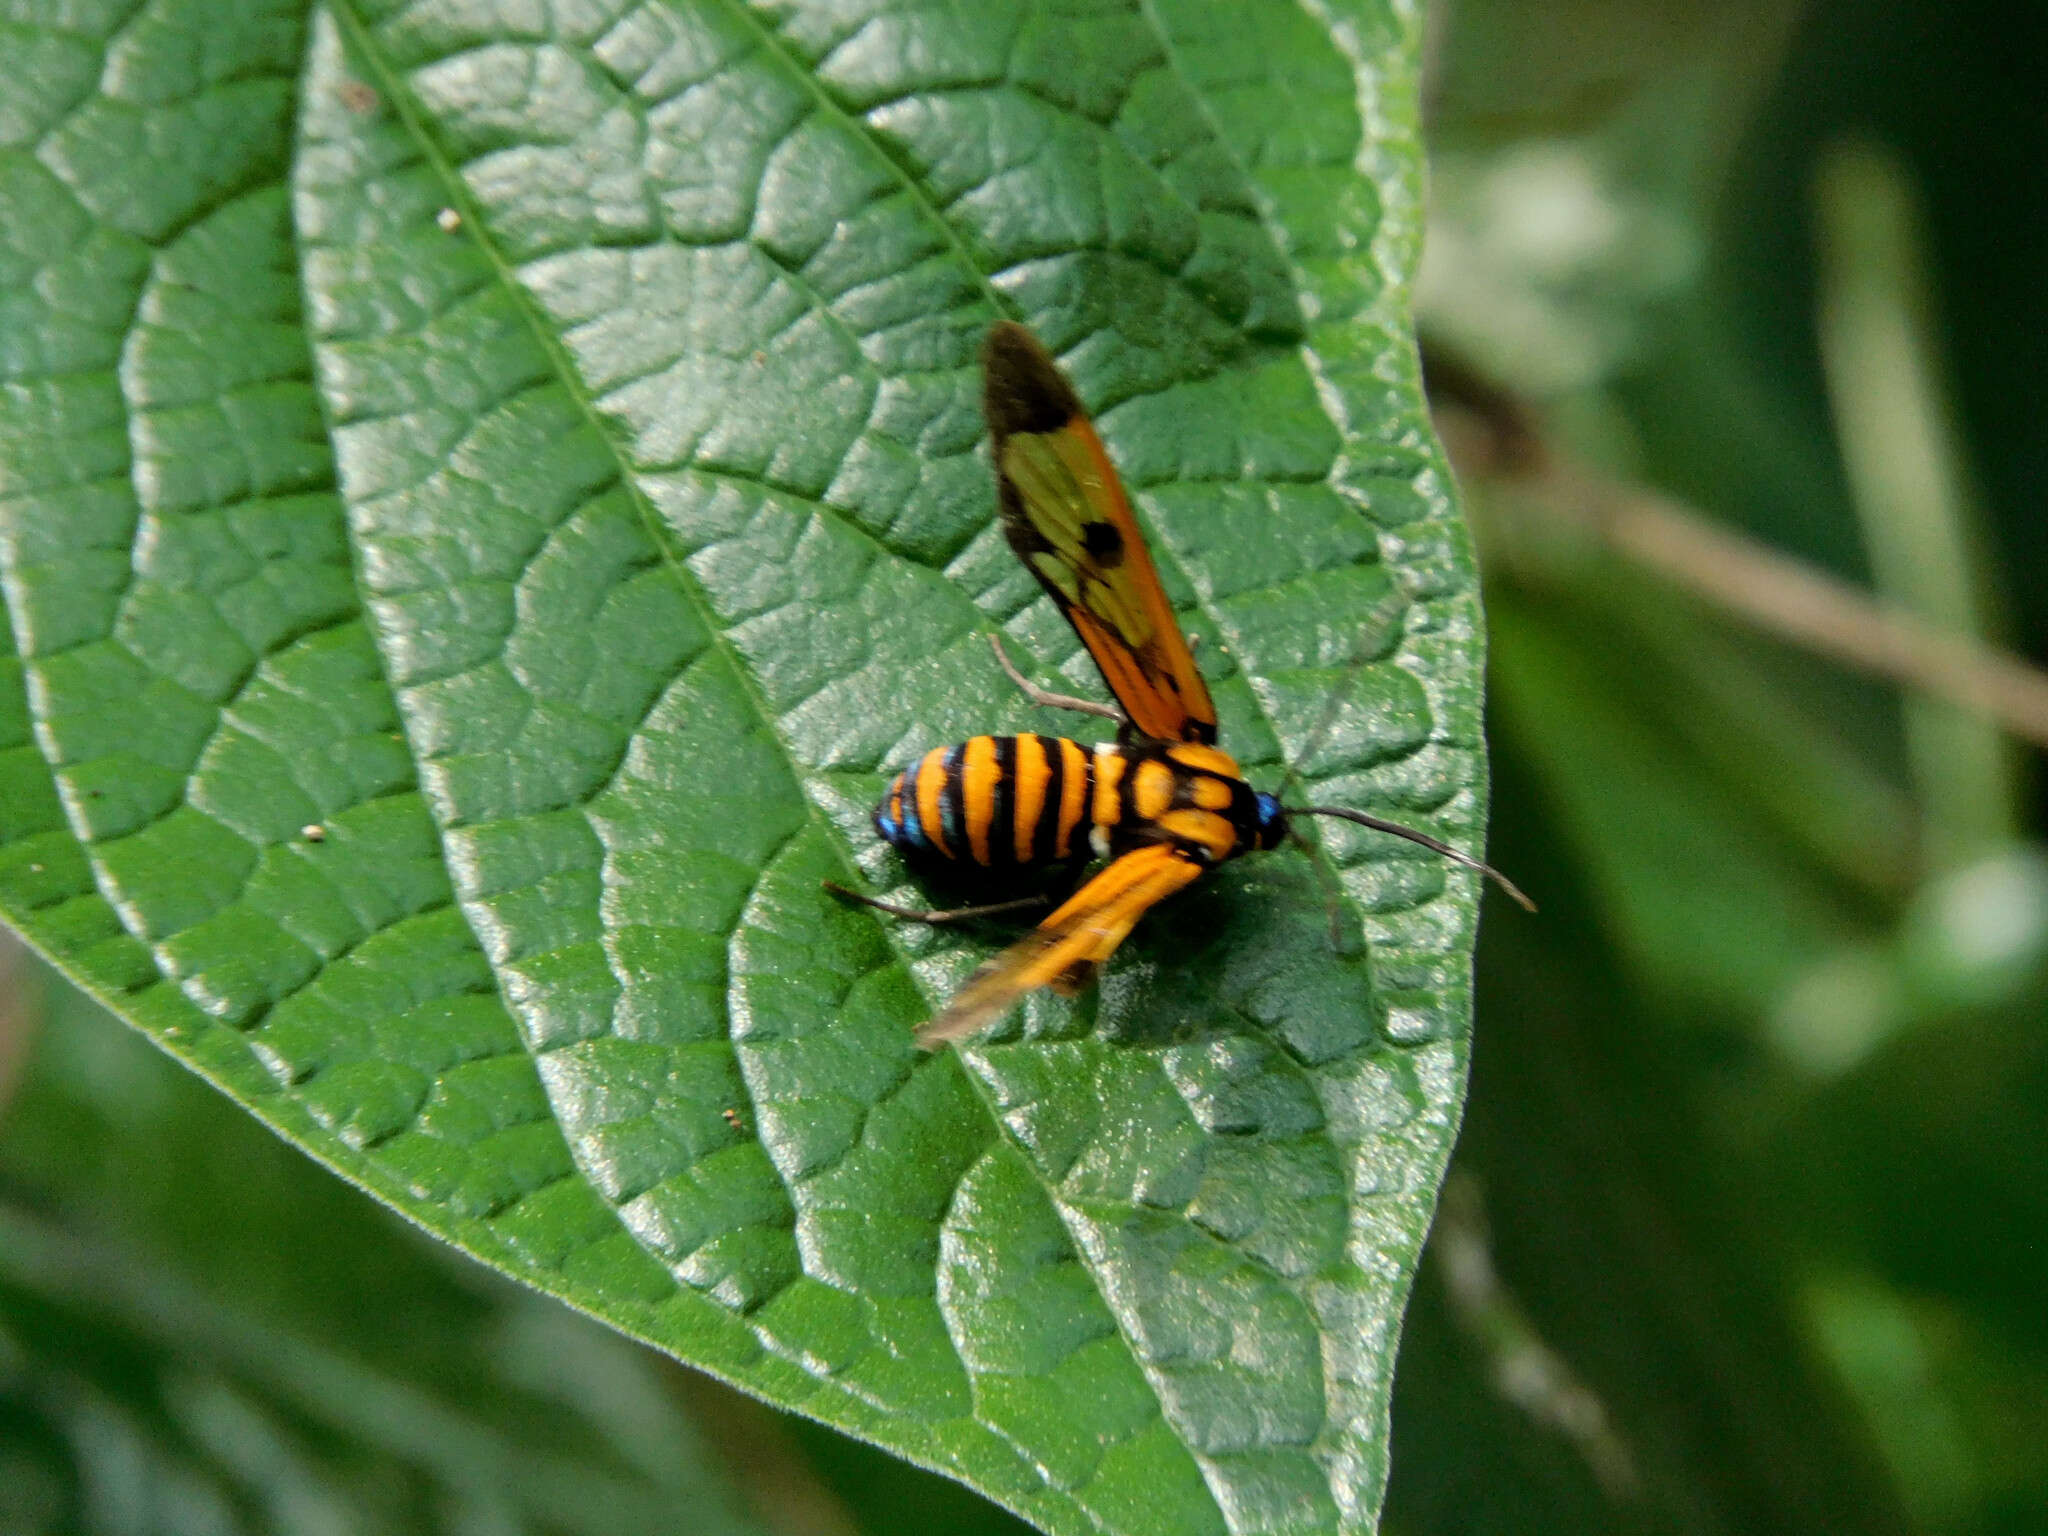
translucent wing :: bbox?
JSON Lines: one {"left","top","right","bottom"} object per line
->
{"left": 915, "top": 842, "right": 1207, "bottom": 1048}
{"left": 982, "top": 322, "right": 1218, "bottom": 745}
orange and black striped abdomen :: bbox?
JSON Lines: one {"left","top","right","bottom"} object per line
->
{"left": 875, "top": 734, "right": 1095, "bottom": 873}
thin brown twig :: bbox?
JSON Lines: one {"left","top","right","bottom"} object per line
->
{"left": 1572, "top": 474, "right": 2048, "bottom": 753}
{"left": 1426, "top": 358, "right": 2048, "bottom": 755}
{"left": 1434, "top": 1174, "right": 1640, "bottom": 1499}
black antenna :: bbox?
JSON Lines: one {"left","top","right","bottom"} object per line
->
{"left": 1287, "top": 805, "right": 1537, "bottom": 912}
{"left": 1265, "top": 593, "right": 1532, "bottom": 920}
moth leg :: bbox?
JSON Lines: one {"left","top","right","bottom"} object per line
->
{"left": 824, "top": 881, "right": 1051, "bottom": 926}
{"left": 988, "top": 635, "right": 1127, "bottom": 726}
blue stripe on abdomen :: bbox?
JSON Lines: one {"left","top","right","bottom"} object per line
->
{"left": 896, "top": 763, "right": 927, "bottom": 851}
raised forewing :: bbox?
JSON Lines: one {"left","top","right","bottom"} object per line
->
{"left": 982, "top": 322, "right": 1218, "bottom": 745}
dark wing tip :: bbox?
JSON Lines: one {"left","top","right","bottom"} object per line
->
{"left": 983, "top": 321, "right": 1082, "bottom": 438}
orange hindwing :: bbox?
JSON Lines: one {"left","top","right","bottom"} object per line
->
{"left": 914, "top": 843, "right": 1206, "bottom": 1048}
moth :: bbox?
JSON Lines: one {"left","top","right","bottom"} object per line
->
{"left": 836, "top": 322, "right": 1528, "bottom": 1047}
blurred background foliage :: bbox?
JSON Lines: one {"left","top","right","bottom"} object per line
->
{"left": 1402, "top": 2, "right": 2048, "bottom": 1535}
{"left": 4, "top": 0, "right": 2043, "bottom": 1532}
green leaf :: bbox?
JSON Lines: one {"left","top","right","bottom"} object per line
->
{"left": 0, "top": 3, "right": 1490, "bottom": 1533}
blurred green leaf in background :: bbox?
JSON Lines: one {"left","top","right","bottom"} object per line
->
{"left": 1403, "top": 1, "right": 2048, "bottom": 1534}
{"left": 4, "top": 1, "right": 2046, "bottom": 1535}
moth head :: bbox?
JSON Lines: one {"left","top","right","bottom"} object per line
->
{"left": 1251, "top": 791, "right": 1290, "bottom": 851}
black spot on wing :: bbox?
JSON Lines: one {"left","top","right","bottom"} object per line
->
{"left": 1081, "top": 519, "right": 1125, "bottom": 565}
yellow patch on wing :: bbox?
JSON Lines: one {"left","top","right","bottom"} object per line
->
{"left": 914, "top": 843, "right": 1207, "bottom": 1048}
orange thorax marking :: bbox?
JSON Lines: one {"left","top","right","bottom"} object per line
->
{"left": 1054, "top": 737, "right": 1090, "bottom": 857}
{"left": 1157, "top": 808, "right": 1238, "bottom": 862}
{"left": 1130, "top": 757, "right": 1175, "bottom": 822}
{"left": 1165, "top": 742, "right": 1240, "bottom": 779}
{"left": 1090, "top": 746, "right": 1127, "bottom": 831}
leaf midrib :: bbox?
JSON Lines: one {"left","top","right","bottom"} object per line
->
{"left": 322, "top": 0, "right": 1193, "bottom": 1503}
